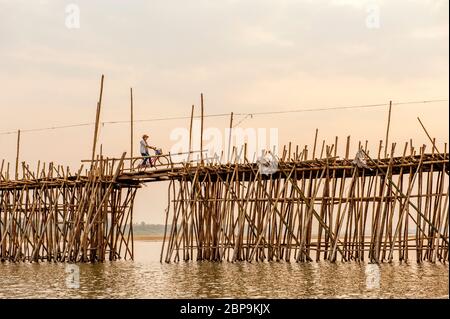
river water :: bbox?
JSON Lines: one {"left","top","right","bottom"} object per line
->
{"left": 0, "top": 241, "right": 448, "bottom": 299}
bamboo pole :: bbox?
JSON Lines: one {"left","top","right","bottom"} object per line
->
{"left": 200, "top": 93, "right": 204, "bottom": 165}
{"left": 228, "top": 112, "right": 234, "bottom": 163}
{"left": 15, "top": 129, "right": 20, "bottom": 180}
{"left": 91, "top": 74, "right": 104, "bottom": 165}
{"left": 417, "top": 117, "right": 442, "bottom": 156}
{"left": 187, "top": 105, "right": 195, "bottom": 163}
{"left": 384, "top": 100, "right": 392, "bottom": 158}
{"left": 312, "top": 129, "right": 318, "bottom": 159}
{"left": 130, "top": 87, "right": 134, "bottom": 171}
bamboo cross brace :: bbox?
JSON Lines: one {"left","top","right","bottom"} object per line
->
{"left": 361, "top": 149, "right": 449, "bottom": 246}
{"left": 279, "top": 162, "right": 348, "bottom": 261}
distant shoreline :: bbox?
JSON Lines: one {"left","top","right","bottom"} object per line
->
{"left": 133, "top": 235, "right": 378, "bottom": 242}
{"left": 133, "top": 234, "right": 420, "bottom": 242}
{"left": 134, "top": 235, "right": 165, "bottom": 241}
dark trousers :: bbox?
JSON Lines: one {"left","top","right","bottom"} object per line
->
{"left": 141, "top": 152, "right": 150, "bottom": 165}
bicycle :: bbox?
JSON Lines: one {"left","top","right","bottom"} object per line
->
{"left": 136, "top": 148, "right": 171, "bottom": 171}
{"left": 151, "top": 148, "right": 171, "bottom": 168}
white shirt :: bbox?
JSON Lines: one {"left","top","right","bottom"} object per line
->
{"left": 140, "top": 139, "right": 148, "bottom": 154}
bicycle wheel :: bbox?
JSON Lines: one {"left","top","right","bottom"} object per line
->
{"left": 156, "top": 155, "right": 170, "bottom": 168}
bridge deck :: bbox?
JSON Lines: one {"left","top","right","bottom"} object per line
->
{"left": 0, "top": 149, "right": 448, "bottom": 262}
{"left": 0, "top": 153, "right": 447, "bottom": 189}
{"left": 116, "top": 153, "right": 448, "bottom": 184}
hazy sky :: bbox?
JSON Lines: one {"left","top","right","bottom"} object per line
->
{"left": 0, "top": 0, "right": 448, "bottom": 223}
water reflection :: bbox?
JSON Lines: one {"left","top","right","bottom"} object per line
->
{"left": 0, "top": 241, "right": 448, "bottom": 298}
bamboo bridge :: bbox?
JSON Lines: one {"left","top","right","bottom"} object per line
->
{"left": 0, "top": 77, "right": 448, "bottom": 263}
{"left": 0, "top": 140, "right": 448, "bottom": 263}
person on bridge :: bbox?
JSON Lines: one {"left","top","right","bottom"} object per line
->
{"left": 140, "top": 134, "right": 157, "bottom": 167}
